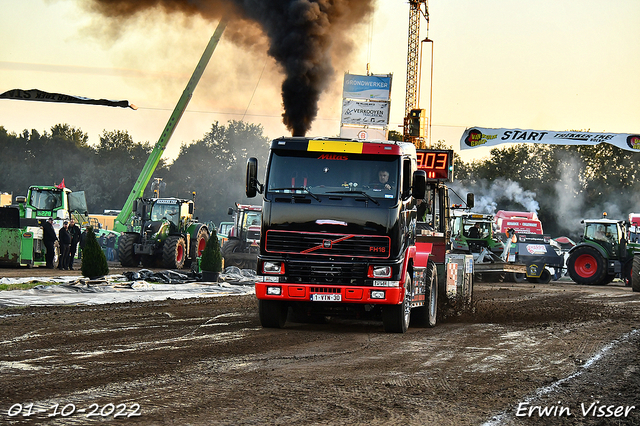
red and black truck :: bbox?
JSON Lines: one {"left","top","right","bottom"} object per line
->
{"left": 245, "top": 137, "right": 470, "bottom": 332}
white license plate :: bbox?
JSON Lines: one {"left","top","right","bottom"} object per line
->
{"left": 311, "top": 294, "right": 341, "bottom": 302}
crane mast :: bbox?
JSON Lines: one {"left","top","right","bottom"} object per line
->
{"left": 112, "top": 18, "right": 227, "bottom": 233}
{"left": 403, "top": 0, "right": 429, "bottom": 148}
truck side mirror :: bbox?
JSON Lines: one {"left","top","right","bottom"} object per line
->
{"left": 189, "top": 203, "right": 194, "bottom": 215}
{"left": 467, "top": 193, "right": 475, "bottom": 209}
{"left": 15, "top": 196, "right": 26, "bottom": 204}
{"left": 246, "top": 157, "right": 259, "bottom": 198}
{"left": 228, "top": 207, "right": 234, "bottom": 215}
{"left": 412, "top": 171, "right": 426, "bottom": 200}
{"left": 133, "top": 200, "right": 138, "bottom": 213}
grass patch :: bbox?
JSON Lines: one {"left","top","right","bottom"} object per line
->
{"left": 0, "top": 282, "right": 58, "bottom": 291}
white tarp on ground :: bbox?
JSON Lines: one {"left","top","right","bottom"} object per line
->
{"left": 0, "top": 267, "right": 256, "bottom": 307}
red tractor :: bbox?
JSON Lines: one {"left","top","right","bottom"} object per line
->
{"left": 221, "top": 204, "right": 262, "bottom": 270}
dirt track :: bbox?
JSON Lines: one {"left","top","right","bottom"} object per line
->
{"left": 1, "top": 273, "right": 639, "bottom": 425}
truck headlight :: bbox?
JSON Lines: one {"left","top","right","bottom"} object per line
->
{"left": 263, "top": 261, "right": 285, "bottom": 275}
{"left": 266, "top": 286, "right": 282, "bottom": 295}
{"left": 368, "top": 265, "right": 392, "bottom": 279}
{"left": 370, "top": 290, "right": 385, "bottom": 299}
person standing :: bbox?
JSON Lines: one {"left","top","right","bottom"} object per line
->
{"left": 67, "top": 219, "right": 82, "bottom": 270}
{"left": 79, "top": 226, "right": 89, "bottom": 261}
{"left": 58, "top": 221, "right": 71, "bottom": 270}
{"left": 42, "top": 217, "right": 58, "bottom": 269}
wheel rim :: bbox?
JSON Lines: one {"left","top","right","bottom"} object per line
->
{"left": 574, "top": 254, "right": 597, "bottom": 278}
{"left": 197, "top": 237, "right": 206, "bottom": 256}
{"left": 177, "top": 243, "right": 184, "bottom": 262}
{"left": 429, "top": 277, "right": 437, "bottom": 319}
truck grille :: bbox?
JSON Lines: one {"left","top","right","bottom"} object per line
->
{"left": 265, "top": 230, "right": 390, "bottom": 259}
{"left": 286, "top": 261, "right": 367, "bottom": 286}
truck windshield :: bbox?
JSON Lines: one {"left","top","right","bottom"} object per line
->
{"left": 30, "top": 189, "right": 63, "bottom": 210}
{"left": 266, "top": 150, "right": 400, "bottom": 200}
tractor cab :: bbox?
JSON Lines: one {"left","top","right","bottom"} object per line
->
{"left": 582, "top": 218, "right": 626, "bottom": 260}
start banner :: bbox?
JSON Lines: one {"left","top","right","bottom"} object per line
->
{"left": 0, "top": 88, "right": 137, "bottom": 110}
{"left": 461, "top": 127, "right": 640, "bottom": 152}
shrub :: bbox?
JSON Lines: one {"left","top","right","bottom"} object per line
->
{"left": 200, "top": 229, "right": 222, "bottom": 273}
{"left": 81, "top": 227, "right": 109, "bottom": 278}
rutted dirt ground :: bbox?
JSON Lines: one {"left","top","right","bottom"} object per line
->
{"left": 0, "top": 269, "right": 639, "bottom": 425}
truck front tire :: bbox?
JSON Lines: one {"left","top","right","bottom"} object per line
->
{"left": 383, "top": 274, "right": 411, "bottom": 333}
{"left": 259, "top": 300, "right": 287, "bottom": 328}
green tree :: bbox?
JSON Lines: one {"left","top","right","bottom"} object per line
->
{"left": 163, "top": 121, "right": 270, "bottom": 224}
{"left": 81, "top": 227, "right": 109, "bottom": 278}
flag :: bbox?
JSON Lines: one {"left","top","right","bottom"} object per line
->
{"left": 0, "top": 89, "right": 137, "bottom": 110}
{"left": 56, "top": 179, "right": 65, "bottom": 189}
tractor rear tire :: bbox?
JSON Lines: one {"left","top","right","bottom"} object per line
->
{"left": 567, "top": 246, "right": 607, "bottom": 285}
{"left": 221, "top": 239, "right": 247, "bottom": 269}
{"left": 382, "top": 274, "right": 411, "bottom": 333}
{"left": 188, "top": 226, "right": 210, "bottom": 266}
{"left": 632, "top": 255, "right": 640, "bottom": 292}
{"left": 118, "top": 233, "right": 140, "bottom": 267}
{"left": 163, "top": 236, "right": 187, "bottom": 269}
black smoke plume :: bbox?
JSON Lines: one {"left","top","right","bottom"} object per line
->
{"left": 84, "top": 0, "right": 375, "bottom": 136}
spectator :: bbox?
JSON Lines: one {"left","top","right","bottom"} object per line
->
{"left": 79, "top": 226, "right": 89, "bottom": 260}
{"left": 58, "top": 221, "right": 71, "bottom": 270}
{"left": 67, "top": 219, "right": 81, "bottom": 270}
{"left": 42, "top": 217, "right": 58, "bottom": 269}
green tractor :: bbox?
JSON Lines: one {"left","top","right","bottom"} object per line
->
{"left": 567, "top": 213, "right": 640, "bottom": 290}
{"left": 118, "top": 197, "right": 210, "bottom": 269}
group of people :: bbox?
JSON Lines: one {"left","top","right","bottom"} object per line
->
{"left": 41, "top": 218, "right": 84, "bottom": 270}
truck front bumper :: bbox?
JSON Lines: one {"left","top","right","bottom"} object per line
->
{"left": 255, "top": 282, "right": 404, "bottom": 305}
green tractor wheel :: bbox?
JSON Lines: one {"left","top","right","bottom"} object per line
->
{"left": 118, "top": 233, "right": 140, "bottom": 267}
{"left": 163, "top": 236, "right": 187, "bottom": 269}
{"left": 567, "top": 245, "right": 608, "bottom": 285}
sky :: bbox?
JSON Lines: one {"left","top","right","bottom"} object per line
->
{"left": 0, "top": 0, "right": 638, "bottom": 164}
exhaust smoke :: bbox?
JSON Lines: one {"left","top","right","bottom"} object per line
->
{"left": 84, "top": 0, "right": 375, "bottom": 136}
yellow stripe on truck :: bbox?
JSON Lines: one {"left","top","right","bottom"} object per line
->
{"left": 308, "top": 140, "right": 363, "bottom": 153}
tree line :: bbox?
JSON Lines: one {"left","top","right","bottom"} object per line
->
{"left": 1, "top": 122, "right": 638, "bottom": 239}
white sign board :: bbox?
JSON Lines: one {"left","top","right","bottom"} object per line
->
{"left": 341, "top": 99, "right": 390, "bottom": 126}
{"left": 342, "top": 73, "right": 392, "bottom": 101}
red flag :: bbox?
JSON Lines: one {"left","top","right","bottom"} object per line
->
{"left": 56, "top": 179, "right": 65, "bottom": 189}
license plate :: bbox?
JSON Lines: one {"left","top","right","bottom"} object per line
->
{"left": 311, "top": 294, "right": 341, "bottom": 302}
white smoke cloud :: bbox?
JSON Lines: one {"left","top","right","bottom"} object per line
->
{"left": 451, "top": 178, "right": 539, "bottom": 215}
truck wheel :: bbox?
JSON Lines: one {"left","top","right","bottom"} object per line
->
{"left": 412, "top": 263, "right": 438, "bottom": 328}
{"left": 258, "top": 300, "right": 287, "bottom": 328}
{"left": 163, "top": 236, "right": 186, "bottom": 269}
{"left": 118, "top": 233, "right": 140, "bottom": 267}
{"left": 632, "top": 255, "right": 640, "bottom": 292}
{"left": 189, "top": 226, "right": 210, "bottom": 261}
{"left": 221, "top": 239, "right": 247, "bottom": 268}
{"left": 567, "top": 246, "right": 607, "bottom": 285}
{"left": 383, "top": 275, "right": 411, "bottom": 333}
